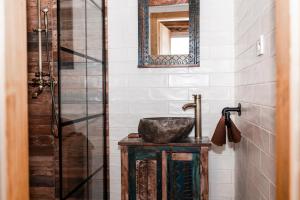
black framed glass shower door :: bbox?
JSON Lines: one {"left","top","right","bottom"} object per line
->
{"left": 57, "top": 0, "right": 107, "bottom": 199}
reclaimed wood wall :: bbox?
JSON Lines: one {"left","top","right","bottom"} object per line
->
{"left": 27, "top": 0, "right": 57, "bottom": 199}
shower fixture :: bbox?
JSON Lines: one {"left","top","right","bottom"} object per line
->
{"left": 28, "top": 0, "right": 56, "bottom": 98}
{"left": 28, "top": 0, "right": 58, "bottom": 137}
{"left": 42, "top": 8, "right": 49, "bottom": 33}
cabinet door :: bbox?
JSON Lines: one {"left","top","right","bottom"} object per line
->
{"left": 167, "top": 152, "right": 200, "bottom": 200}
{"left": 128, "top": 148, "right": 162, "bottom": 200}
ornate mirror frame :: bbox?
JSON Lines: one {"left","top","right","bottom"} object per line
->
{"left": 138, "top": 0, "right": 200, "bottom": 68}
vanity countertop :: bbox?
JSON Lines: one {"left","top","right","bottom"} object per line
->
{"left": 118, "top": 136, "right": 211, "bottom": 147}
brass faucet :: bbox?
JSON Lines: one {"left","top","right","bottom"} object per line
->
{"left": 182, "top": 94, "right": 202, "bottom": 140}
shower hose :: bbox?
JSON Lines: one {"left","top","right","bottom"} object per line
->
{"left": 45, "top": 29, "right": 59, "bottom": 138}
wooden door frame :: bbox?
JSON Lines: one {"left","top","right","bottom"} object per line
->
{"left": 0, "top": 0, "right": 29, "bottom": 199}
{"left": 288, "top": 1, "right": 300, "bottom": 199}
{"left": 0, "top": 1, "right": 5, "bottom": 198}
{"left": 0, "top": 0, "right": 299, "bottom": 199}
{"left": 276, "top": 0, "right": 300, "bottom": 199}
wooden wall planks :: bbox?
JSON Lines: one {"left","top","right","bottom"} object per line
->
{"left": 27, "top": 0, "right": 57, "bottom": 199}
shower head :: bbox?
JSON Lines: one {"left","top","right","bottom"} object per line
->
{"left": 42, "top": 7, "right": 49, "bottom": 32}
{"left": 42, "top": 7, "right": 49, "bottom": 13}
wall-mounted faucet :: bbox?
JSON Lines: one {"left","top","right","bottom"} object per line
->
{"left": 182, "top": 94, "right": 202, "bottom": 140}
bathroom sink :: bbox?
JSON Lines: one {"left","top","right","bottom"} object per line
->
{"left": 138, "top": 117, "right": 195, "bottom": 143}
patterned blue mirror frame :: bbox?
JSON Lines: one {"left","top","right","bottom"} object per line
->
{"left": 138, "top": 0, "right": 200, "bottom": 68}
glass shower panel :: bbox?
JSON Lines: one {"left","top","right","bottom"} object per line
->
{"left": 66, "top": 183, "right": 89, "bottom": 200}
{"left": 86, "top": 0, "right": 103, "bottom": 61}
{"left": 61, "top": 122, "right": 88, "bottom": 197}
{"left": 86, "top": 0, "right": 104, "bottom": 176}
{"left": 87, "top": 117, "right": 104, "bottom": 174}
{"left": 60, "top": 0, "right": 87, "bottom": 122}
{"left": 88, "top": 171, "right": 104, "bottom": 199}
{"left": 58, "top": 0, "right": 106, "bottom": 199}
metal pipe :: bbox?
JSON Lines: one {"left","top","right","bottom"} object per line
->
{"left": 37, "top": 0, "right": 43, "bottom": 82}
{"left": 182, "top": 94, "right": 202, "bottom": 140}
{"left": 182, "top": 102, "right": 195, "bottom": 110}
{"left": 43, "top": 7, "right": 50, "bottom": 76}
{"left": 222, "top": 103, "right": 242, "bottom": 116}
{"left": 194, "top": 94, "right": 202, "bottom": 140}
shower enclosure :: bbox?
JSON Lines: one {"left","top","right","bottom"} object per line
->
{"left": 57, "top": 0, "right": 108, "bottom": 199}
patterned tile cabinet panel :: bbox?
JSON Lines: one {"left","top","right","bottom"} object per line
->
{"left": 119, "top": 137, "right": 211, "bottom": 200}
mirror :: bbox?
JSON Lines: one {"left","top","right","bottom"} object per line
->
{"left": 138, "top": 0, "right": 199, "bottom": 68}
{"left": 149, "top": 2, "right": 189, "bottom": 55}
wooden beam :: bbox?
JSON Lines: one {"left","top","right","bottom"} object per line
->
{"left": 0, "top": 2, "right": 5, "bottom": 199}
{"left": 4, "top": 0, "right": 29, "bottom": 199}
{"left": 275, "top": 0, "right": 291, "bottom": 199}
{"left": 149, "top": 0, "right": 189, "bottom": 6}
{"left": 288, "top": 0, "right": 300, "bottom": 199}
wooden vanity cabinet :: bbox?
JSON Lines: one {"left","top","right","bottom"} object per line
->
{"left": 118, "top": 137, "right": 211, "bottom": 200}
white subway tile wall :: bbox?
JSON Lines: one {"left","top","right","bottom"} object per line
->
{"left": 108, "top": 0, "right": 235, "bottom": 199}
{"left": 234, "top": 0, "right": 276, "bottom": 200}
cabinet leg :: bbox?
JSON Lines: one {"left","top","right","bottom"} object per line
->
{"left": 121, "top": 147, "right": 129, "bottom": 200}
{"left": 200, "top": 147, "right": 209, "bottom": 200}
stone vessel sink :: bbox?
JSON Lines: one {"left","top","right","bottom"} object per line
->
{"left": 138, "top": 117, "right": 195, "bottom": 143}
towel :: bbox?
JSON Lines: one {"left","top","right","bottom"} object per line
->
{"left": 227, "top": 118, "right": 241, "bottom": 143}
{"left": 211, "top": 116, "right": 227, "bottom": 146}
{"left": 212, "top": 115, "right": 241, "bottom": 146}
